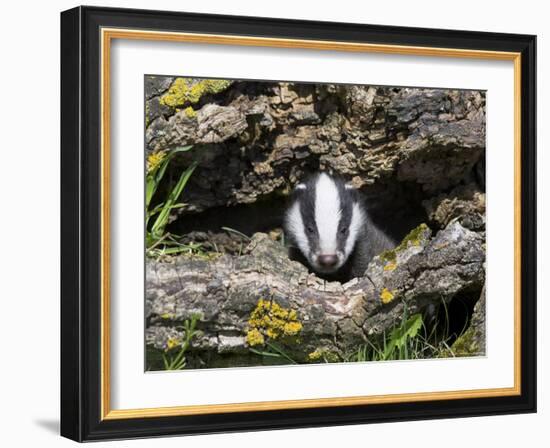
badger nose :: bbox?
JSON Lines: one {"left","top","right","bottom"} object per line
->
{"left": 318, "top": 254, "right": 338, "bottom": 268}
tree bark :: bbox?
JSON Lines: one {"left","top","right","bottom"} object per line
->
{"left": 146, "top": 221, "right": 485, "bottom": 368}
{"left": 145, "top": 79, "right": 486, "bottom": 221}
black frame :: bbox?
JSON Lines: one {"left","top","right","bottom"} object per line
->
{"left": 61, "top": 5, "right": 537, "bottom": 442}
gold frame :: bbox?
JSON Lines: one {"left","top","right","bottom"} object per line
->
{"left": 100, "top": 28, "right": 522, "bottom": 421}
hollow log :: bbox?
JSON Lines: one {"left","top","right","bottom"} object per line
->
{"left": 145, "top": 78, "right": 486, "bottom": 219}
{"left": 146, "top": 221, "right": 485, "bottom": 368}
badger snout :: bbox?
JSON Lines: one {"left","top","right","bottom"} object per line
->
{"left": 317, "top": 253, "right": 338, "bottom": 269}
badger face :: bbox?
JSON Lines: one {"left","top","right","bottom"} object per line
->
{"left": 285, "top": 173, "right": 365, "bottom": 274}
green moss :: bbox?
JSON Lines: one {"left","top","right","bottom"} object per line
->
{"left": 396, "top": 223, "right": 429, "bottom": 251}
{"left": 449, "top": 327, "right": 480, "bottom": 357}
{"left": 181, "top": 251, "right": 221, "bottom": 262}
{"left": 160, "top": 78, "right": 232, "bottom": 108}
{"left": 379, "top": 223, "right": 430, "bottom": 263}
{"left": 379, "top": 249, "right": 397, "bottom": 263}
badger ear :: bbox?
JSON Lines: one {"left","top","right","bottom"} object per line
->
{"left": 295, "top": 183, "right": 307, "bottom": 191}
{"left": 344, "top": 183, "right": 356, "bottom": 190}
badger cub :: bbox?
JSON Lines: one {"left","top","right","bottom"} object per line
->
{"left": 284, "top": 172, "right": 395, "bottom": 282}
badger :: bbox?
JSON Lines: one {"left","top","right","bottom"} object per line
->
{"left": 284, "top": 172, "right": 395, "bottom": 282}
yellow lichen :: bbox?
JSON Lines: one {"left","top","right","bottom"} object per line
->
{"left": 307, "top": 348, "right": 340, "bottom": 363}
{"left": 165, "top": 337, "right": 180, "bottom": 351}
{"left": 283, "top": 321, "right": 302, "bottom": 336}
{"left": 380, "top": 288, "right": 395, "bottom": 304}
{"left": 383, "top": 261, "right": 397, "bottom": 271}
{"left": 146, "top": 150, "right": 166, "bottom": 174}
{"left": 246, "top": 299, "right": 302, "bottom": 346}
{"left": 184, "top": 106, "right": 197, "bottom": 119}
{"left": 246, "top": 328, "right": 265, "bottom": 347}
{"left": 160, "top": 78, "right": 232, "bottom": 108}
{"left": 160, "top": 313, "right": 175, "bottom": 320}
{"left": 308, "top": 349, "right": 323, "bottom": 361}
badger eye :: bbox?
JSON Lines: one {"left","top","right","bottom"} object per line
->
{"left": 306, "top": 226, "right": 315, "bottom": 234}
{"left": 340, "top": 227, "right": 348, "bottom": 234}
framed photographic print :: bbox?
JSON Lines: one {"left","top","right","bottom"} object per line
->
{"left": 60, "top": 6, "right": 537, "bottom": 442}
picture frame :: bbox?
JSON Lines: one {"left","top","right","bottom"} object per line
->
{"left": 60, "top": 5, "right": 537, "bottom": 442}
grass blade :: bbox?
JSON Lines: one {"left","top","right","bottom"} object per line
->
{"left": 221, "top": 227, "right": 251, "bottom": 241}
{"left": 151, "top": 162, "right": 198, "bottom": 239}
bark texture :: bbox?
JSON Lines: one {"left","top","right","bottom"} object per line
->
{"left": 146, "top": 222, "right": 485, "bottom": 367}
{"left": 145, "top": 78, "right": 485, "bottom": 217}
{"left": 144, "top": 77, "right": 487, "bottom": 368}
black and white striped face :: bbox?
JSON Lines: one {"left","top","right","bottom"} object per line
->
{"left": 284, "top": 173, "right": 366, "bottom": 274}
